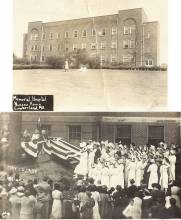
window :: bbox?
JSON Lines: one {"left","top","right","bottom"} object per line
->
{"left": 100, "top": 55, "right": 105, "bottom": 64}
{"left": 82, "top": 30, "right": 87, "bottom": 38}
{"left": 100, "top": 28, "right": 106, "bottom": 36}
{"left": 58, "top": 44, "right": 60, "bottom": 51}
{"left": 122, "top": 55, "right": 133, "bottom": 63}
{"left": 82, "top": 43, "right": 86, "bottom": 49}
{"left": 65, "top": 31, "right": 69, "bottom": 38}
{"left": 31, "top": 55, "right": 37, "bottom": 62}
{"left": 111, "top": 27, "right": 117, "bottom": 35}
{"left": 42, "top": 45, "right": 44, "bottom": 51}
{"left": 57, "top": 33, "right": 60, "bottom": 39}
{"left": 130, "top": 25, "right": 136, "bottom": 34}
{"left": 92, "top": 29, "right": 96, "bottom": 36}
{"left": 124, "top": 26, "right": 129, "bottom": 35}
{"left": 65, "top": 47, "right": 69, "bottom": 52}
{"left": 31, "top": 33, "right": 39, "bottom": 41}
{"left": 41, "top": 56, "right": 45, "bottom": 62}
{"left": 111, "top": 41, "right": 117, "bottom": 49}
{"left": 146, "top": 32, "right": 151, "bottom": 39}
{"left": 91, "top": 43, "right": 97, "bottom": 50}
{"left": 148, "top": 126, "right": 164, "bottom": 146}
{"left": 124, "top": 25, "right": 136, "bottom": 35}
{"left": 42, "top": 33, "right": 46, "bottom": 40}
{"left": 31, "top": 45, "right": 34, "bottom": 51}
{"left": 49, "top": 44, "right": 53, "bottom": 51}
{"left": 41, "top": 125, "right": 51, "bottom": 136}
{"left": 73, "top": 44, "right": 78, "bottom": 51}
{"left": 111, "top": 55, "right": 117, "bottom": 63}
{"left": 123, "top": 40, "right": 129, "bottom": 49}
{"left": 49, "top": 33, "right": 53, "bottom": 39}
{"left": 69, "top": 126, "right": 81, "bottom": 141}
{"left": 34, "top": 45, "right": 38, "bottom": 51}
{"left": 130, "top": 39, "right": 135, "bottom": 48}
{"left": 73, "top": 30, "right": 78, "bottom": 38}
{"left": 145, "top": 59, "right": 153, "bottom": 66}
{"left": 100, "top": 42, "right": 106, "bottom": 50}
{"left": 116, "top": 125, "right": 131, "bottom": 145}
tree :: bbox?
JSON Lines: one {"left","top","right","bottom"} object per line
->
{"left": 46, "top": 56, "right": 64, "bottom": 68}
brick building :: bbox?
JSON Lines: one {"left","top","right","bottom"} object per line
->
{"left": 23, "top": 8, "right": 159, "bottom": 67}
{"left": 1, "top": 112, "right": 176, "bottom": 147}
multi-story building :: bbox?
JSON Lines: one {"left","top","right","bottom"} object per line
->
{"left": 23, "top": 8, "right": 159, "bottom": 67}
{"left": 0, "top": 112, "right": 179, "bottom": 147}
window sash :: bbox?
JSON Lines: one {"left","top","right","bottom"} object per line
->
{"left": 65, "top": 32, "right": 69, "bottom": 38}
{"left": 92, "top": 29, "right": 96, "bottom": 36}
{"left": 148, "top": 126, "right": 164, "bottom": 139}
{"left": 122, "top": 55, "right": 133, "bottom": 63}
{"left": 69, "top": 126, "right": 81, "bottom": 139}
{"left": 73, "top": 30, "right": 78, "bottom": 38}
{"left": 111, "top": 27, "right": 117, "bottom": 35}
{"left": 100, "top": 42, "right": 106, "bottom": 49}
{"left": 49, "top": 33, "right": 53, "bottom": 39}
{"left": 82, "top": 43, "right": 86, "bottom": 49}
{"left": 123, "top": 40, "right": 129, "bottom": 49}
{"left": 111, "top": 41, "right": 117, "bottom": 48}
{"left": 130, "top": 39, "right": 135, "bottom": 48}
{"left": 82, "top": 30, "right": 87, "bottom": 37}
{"left": 124, "top": 26, "right": 129, "bottom": 35}
{"left": 91, "top": 43, "right": 97, "bottom": 50}
{"left": 117, "top": 125, "right": 131, "bottom": 138}
{"left": 111, "top": 55, "right": 117, "bottom": 62}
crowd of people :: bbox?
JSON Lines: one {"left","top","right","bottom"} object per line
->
{"left": 74, "top": 140, "right": 178, "bottom": 191}
{"left": 0, "top": 140, "right": 181, "bottom": 219}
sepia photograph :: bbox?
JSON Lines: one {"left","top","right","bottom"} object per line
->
{"left": 13, "top": 0, "right": 168, "bottom": 111}
{"left": 0, "top": 112, "right": 180, "bottom": 219}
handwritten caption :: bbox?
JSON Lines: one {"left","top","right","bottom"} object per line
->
{"left": 12, "top": 95, "right": 53, "bottom": 111}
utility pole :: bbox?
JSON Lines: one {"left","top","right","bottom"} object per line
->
{"left": 0, "top": 112, "right": 22, "bottom": 164}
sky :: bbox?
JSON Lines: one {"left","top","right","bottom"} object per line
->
{"left": 13, "top": 0, "right": 168, "bottom": 64}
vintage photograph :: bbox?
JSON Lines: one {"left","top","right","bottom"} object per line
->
{"left": 13, "top": 0, "right": 167, "bottom": 111}
{"left": 0, "top": 112, "right": 180, "bottom": 219}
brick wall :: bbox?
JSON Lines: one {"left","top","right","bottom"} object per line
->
{"left": 143, "top": 21, "right": 159, "bottom": 66}
{"left": 23, "top": 8, "right": 158, "bottom": 66}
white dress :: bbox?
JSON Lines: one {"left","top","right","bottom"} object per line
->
{"left": 135, "top": 161, "right": 142, "bottom": 187}
{"left": 94, "top": 163, "right": 102, "bottom": 184}
{"left": 147, "top": 163, "right": 158, "bottom": 189}
{"left": 74, "top": 151, "right": 88, "bottom": 176}
{"left": 109, "top": 166, "right": 118, "bottom": 188}
{"left": 160, "top": 164, "right": 169, "bottom": 189}
{"left": 92, "top": 191, "right": 101, "bottom": 219}
{"left": 127, "top": 161, "right": 136, "bottom": 186}
{"left": 101, "top": 167, "right": 110, "bottom": 187}
{"left": 124, "top": 159, "right": 130, "bottom": 187}
{"left": 117, "top": 164, "right": 124, "bottom": 189}
{"left": 168, "top": 155, "right": 176, "bottom": 181}
{"left": 51, "top": 190, "right": 63, "bottom": 219}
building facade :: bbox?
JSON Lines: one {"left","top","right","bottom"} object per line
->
{"left": 23, "top": 8, "right": 159, "bottom": 67}
{"left": 3, "top": 112, "right": 177, "bottom": 147}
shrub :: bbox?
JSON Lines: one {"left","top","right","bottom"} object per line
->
{"left": 46, "top": 56, "right": 64, "bottom": 68}
{"left": 13, "top": 57, "right": 30, "bottom": 65}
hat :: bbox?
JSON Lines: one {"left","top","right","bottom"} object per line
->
{"left": 9, "top": 187, "right": 17, "bottom": 194}
{"left": 0, "top": 137, "right": 8, "bottom": 143}
{"left": 17, "top": 186, "right": 24, "bottom": 192}
{"left": 118, "top": 159, "right": 124, "bottom": 164}
{"left": 150, "top": 159, "right": 155, "bottom": 163}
